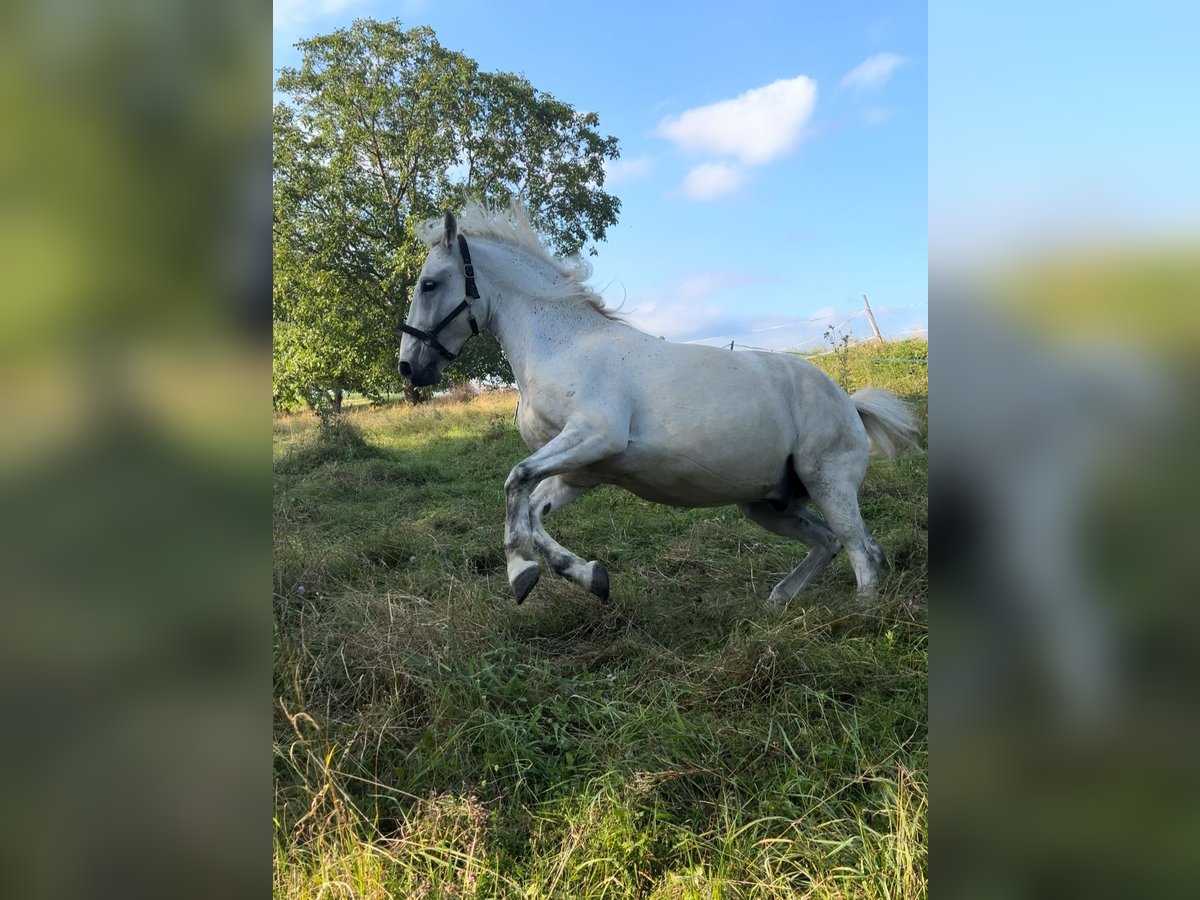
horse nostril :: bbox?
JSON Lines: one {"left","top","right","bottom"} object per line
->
{"left": 398, "top": 360, "right": 412, "bottom": 378}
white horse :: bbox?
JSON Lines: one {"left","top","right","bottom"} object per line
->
{"left": 399, "top": 203, "right": 920, "bottom": 605}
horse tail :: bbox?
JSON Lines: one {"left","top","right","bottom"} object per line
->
{"left": 851, "top": 387, "right": 922, "bottom": 459}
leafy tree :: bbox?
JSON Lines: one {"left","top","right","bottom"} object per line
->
{"left": 273, "top": 20, "right": 621, "bottom": 411}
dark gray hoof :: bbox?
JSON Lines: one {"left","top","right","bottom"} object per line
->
{"left": 512, "top": 564, "right": 540, "bottom": 604}
{"left": 589, "top": 563, "right": 609, "bottom": 601}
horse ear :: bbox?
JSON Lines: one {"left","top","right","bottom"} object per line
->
{"left": 442, "top": 211, "right": 458, "bottom": 249}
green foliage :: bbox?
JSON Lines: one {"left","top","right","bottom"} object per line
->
{"left": 273, "top": 346, "right": 928, "bottom": 897}
{"left": 807, "top": 338, "right": 929, "bottom": 400}
{"left": 272, "top": 20, "right": 622, "bottom": 409}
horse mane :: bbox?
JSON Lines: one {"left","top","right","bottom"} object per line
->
{"left": 417, "top": 200, "right": 623, "bottom": 322}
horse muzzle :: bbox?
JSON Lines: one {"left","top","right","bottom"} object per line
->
{"left": 398, "top": 357, "right": 443, "bottom": 388}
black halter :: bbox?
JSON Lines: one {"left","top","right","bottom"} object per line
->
{"left": 399, "top": 234, "right": 481, "bottom": 361}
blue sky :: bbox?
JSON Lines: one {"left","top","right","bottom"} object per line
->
{"left": 929, "top": 0, "right": 1200, "bottom": 270}
{"left": 274, "top": 1, "right": 927, "bottom": 350}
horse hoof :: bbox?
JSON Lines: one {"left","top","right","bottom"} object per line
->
{"left": 510, "top": 562, "right": 540, "bottom": 604}
{"left": 588, "top": 562, "right": 609, "bottom": 601}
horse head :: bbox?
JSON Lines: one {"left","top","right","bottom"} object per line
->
{"left": 398, "top": 210, "right": 481, "bottom": 387}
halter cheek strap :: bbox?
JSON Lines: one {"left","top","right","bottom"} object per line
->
{"left": 399, "top": 234, "right": 481, "bottom": 362}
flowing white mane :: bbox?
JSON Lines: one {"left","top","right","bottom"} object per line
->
{"left": 417, "top": 201, "right": 622, "bottom": 321}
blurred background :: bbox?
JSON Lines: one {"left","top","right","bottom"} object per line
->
{"left": 930, "top": 1, "right": 1200, "bottom": 897}
{"left": 0, "top": 2, "right": 267, "bottom": 898}
{"left": 1, "top": 0, "right": 1197, "bottom": 897}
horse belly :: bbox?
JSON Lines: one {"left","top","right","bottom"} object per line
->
{"left": 589, "top": 444, "right": 785, "bottom": 509}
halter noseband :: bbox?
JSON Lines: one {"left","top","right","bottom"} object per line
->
{"left": 399, "top": 234, "right": 481, "bottom": 362}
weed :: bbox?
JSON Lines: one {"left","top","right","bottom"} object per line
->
{"left": 824, "top": 325, "right": 854, "bottom": 390}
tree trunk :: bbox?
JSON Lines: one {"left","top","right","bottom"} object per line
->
{"left": 331, "top": 387, "right": 343, "bottom": 414}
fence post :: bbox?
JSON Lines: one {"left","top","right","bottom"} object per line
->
{"left": 862, "top": 294, "right": 884, "bottom": 345}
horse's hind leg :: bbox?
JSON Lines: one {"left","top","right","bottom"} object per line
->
{"left": 529, "top": 476, "right": 609, "bottom": 600}
{"left": 739, "top": 501, "right": 842, "bottom": 606}
{"left": 804, "top": 475, "right": 888, "bottom": 598}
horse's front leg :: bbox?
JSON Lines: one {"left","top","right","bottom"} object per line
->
{"left": 529, "top": 476, "right": 608, "bottom": 600}
{"left": 504, "top": 418, "right": 625, "bottom": 603}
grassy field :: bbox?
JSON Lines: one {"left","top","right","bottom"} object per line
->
{"left": 273, "top": 340, "right": 928, "bottom": 898}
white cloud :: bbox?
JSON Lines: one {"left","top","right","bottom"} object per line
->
{"left": 840, "top": 53, "right": 907, "bottom": 92}
{"left": 620, "top": 275, "right": 884, "bottom": 350}
{"left": 603, "top": 154, "right": 654, "bottom": 185}
{"left": 657, "top": 76, "right": 817, "bottom": 166}
{"left": 626, "top": 299, "right": 863, "bottom": 350}
{"left": 679, "top": 162, "right": 747, "bottom": 200}
{"left": 626, "top": 298, "right": 730, "bottom": 341}
{"left": 623, "top": 272, "right": 752, "bottom": 340}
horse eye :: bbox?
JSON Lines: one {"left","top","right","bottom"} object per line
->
{"left": 420, "top": 279, "right": 437, "bottom": 292}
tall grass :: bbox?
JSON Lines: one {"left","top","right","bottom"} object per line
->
{"left": 274, "top": 342, "right": 928, "bottom": 898}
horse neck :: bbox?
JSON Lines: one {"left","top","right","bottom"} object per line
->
{"left": 475, "top": 241, "right": 616, "bottom": 390}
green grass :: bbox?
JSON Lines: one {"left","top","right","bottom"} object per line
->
{"left": 273, "top": 342, "right": 928, "bottom": 898}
